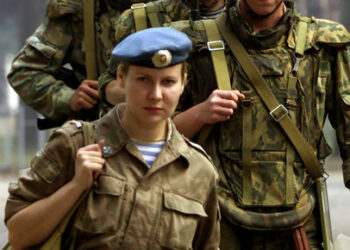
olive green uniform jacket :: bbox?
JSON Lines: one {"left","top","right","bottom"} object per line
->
{"left": 5, "top": 105, "right": 220, "bottom": 249}
{"left": 7, "top": 0, "right": 149, "bottom": 121}
{"left": 99, "top": 0, "right": 192, "bottom": 115}
{"left": 172, "top": 3, "right": 350, "bottom": 233}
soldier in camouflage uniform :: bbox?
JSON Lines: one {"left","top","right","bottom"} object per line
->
{"left": 171, "top": 0, "right": 350, "bottom": 249}
{"left": 5, "top": 27, "right": 220, "bottom": 249}
{"left": 99, "top": 0, "right": 226, "bottom": 115}
{"left": 7, "top": 0, "right": 151, "bottom": 127}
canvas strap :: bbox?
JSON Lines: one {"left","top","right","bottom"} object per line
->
{"left": 83, "top": 0, "right": 98, "bottom": 80}
{"left": 132, "top": 3, "right": 148, "bottom": 31}
{"left": 197, "top": 19, "right": 231, "bottom": 145}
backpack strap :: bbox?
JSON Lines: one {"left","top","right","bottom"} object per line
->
{"left": 215, "top": 13, "right": 323, "bottom": 180}
{"left": 81, "top": 121, "right": 95, "bottom": 146}
{"left": 147, "top": 5, "right": 162, "bottom": 27}
{"left": 83, "top": 0, "right": 98, "bottom": 80}
{"left": 33, "top": 121, "right": 95, "bottom": 249}
{"left": 132, "top": 3, "right": 148, "bottom": 31}
{"left": 132, "top": 3, "right": 162, "bottom": 31}
{"left": 196, "top": 19, "right": 231, "bottom": 145}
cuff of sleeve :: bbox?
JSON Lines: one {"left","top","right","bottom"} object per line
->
{"left": 54, "top": 87, "right": 75, "bottom": 119}
{"left": 342, "top": 159, "right": 350, "bottom": 189}
{"left": 98, "top": 71, "right": 116, "bottom": 105}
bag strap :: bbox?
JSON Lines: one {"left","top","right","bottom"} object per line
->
{"left": 132, "top": 3, "right": 162, "bottom": 31}
{"left": 39, "top": 122, "right": 95, "bottom": 249}
{"left": 83, "top": 0, "right": 98, "bottom": 80}
{"left": 197, "top": 19, "right": 231, "bottom": 145}
{"left": 132, "top": 3, "right": 148, "bottom": 31}
{"left": 215, "top": 13, "right": 323, "bottom": 180}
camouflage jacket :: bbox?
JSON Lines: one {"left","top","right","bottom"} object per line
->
{"left": 7, "top": 0, "right": 147, "bottom": 121}
{"left": 5, "top": 105, "right": 220, "bottom": 249}
{"left": 99, "top": 0, "right": 191, "bottom": 116}
{"left": 172, "top": 5, "right": 350, "bottom": 230}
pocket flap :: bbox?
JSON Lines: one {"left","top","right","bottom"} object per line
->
{"left": 31, "top": 153, "right": 61, "bottom": 184}
{"left": 164, "top": 192, "right": 207, "bottom": 217}
{"left": 27, "top": 35, "right": 58, "bottom": 58}
{"left": 95, "top": 175, "right": 125, "bottom": 196}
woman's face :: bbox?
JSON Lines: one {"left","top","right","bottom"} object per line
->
{"left": 119, "top": 64, "right": 185, "bottom": 127}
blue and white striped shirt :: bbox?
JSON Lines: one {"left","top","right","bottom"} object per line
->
{"left": 134, "top": 141, "right": 166, "bottom": 167}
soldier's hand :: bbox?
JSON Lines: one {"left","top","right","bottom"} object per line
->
{"left": 73, "top": 140, "right": 105, "bottom": 191}
{"left": 200, "top": 89, "right": 245, "bottom": 124}
{"left": 70, "top": 79, "right": 99, "bottom": 113}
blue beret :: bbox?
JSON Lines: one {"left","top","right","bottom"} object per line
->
{"left": 111, "top": 27, "right": 192, "bottom": 68}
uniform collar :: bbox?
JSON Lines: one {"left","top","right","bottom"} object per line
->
{"left": 95, "top": 105, "right": 191, "bottom": 166}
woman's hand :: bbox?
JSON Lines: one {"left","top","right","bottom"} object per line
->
{"left": 73, "top": 140, "right": 105, "bottom": 191}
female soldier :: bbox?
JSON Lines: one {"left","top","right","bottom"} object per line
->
{"left": 5, "top": 27, "right": 220, "bottom": 249}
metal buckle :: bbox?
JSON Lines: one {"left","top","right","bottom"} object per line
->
{"left": 131, "top": 3, "right": 146, "bottom": 9}
{"left": 270, "top": 104, "right": 288, "bottom": 122}
{"left": 207, "top": 40, "right": 225, "bottom": 51}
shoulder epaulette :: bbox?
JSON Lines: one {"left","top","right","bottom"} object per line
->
{"left": 292, "top": 15, "right": 350, "bottom": 51}
{"left": 314, "top": 18, "right": 350, "bottom": 46}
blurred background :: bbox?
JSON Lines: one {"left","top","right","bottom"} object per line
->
{"left": 0, "top": 0, "right": 350, "bottom": 246}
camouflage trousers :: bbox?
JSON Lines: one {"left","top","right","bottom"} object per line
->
{"left": 220, "top": 207, "right": 322, "bottom": 250}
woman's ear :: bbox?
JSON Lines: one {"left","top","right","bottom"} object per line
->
{"left": 117, "top": 66, "right": 125, "bottom": 89}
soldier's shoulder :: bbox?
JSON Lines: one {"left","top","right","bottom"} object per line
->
{"left": 170, "top": 20, "right": 207, "bottom": 47}
{"left": 314, "top": 18, "right": 350, "bottom": 45}
{"left": 296, "top": 16, "right": 350, "bottom": 46}
{"left": 54, "top": 120, "right": 94, "bottom": 138}
{"left": 46, "top": 0, "right": 83, "bottom": 18}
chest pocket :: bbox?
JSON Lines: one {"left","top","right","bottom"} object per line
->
{"left": 156, "top": 191, "right": 207, "bottom": 249}
{"left": 74, "top": 175, "right": 127, "bottom": 234}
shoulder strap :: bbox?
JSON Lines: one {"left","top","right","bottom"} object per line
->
{"left": 132, "top": 3, "right": 148, "bottom": 31}
{"left": 197, "top": 19, "right": 231, "bottom": 145}
{"left": 36, "top": 122, "right": 95, "bottom": 249}
{"left": 147, "top": 5, "right": 161, "bottom": 27}
{"left": 81, "top": 121, "right": 95, "bottom": 146}
{"left": 132, "top": 3, "right": 162, "bottom": 31}
{"left": 215, "top": 14, "right": 323, "bottom": 180}
{"left": 83, "top": 0, "right": 98, "bottom": 80}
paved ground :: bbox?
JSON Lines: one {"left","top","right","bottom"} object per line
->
{"left": 0, "top": 157, "right": 349, "bottom": 247}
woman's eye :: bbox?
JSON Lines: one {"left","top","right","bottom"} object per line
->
{"left": 164, "top": 79, "right": 175, "bottom": 85}
{"left": 137, "top": 77, "right": 148, "bottom": 82}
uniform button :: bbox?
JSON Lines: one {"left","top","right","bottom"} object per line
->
{"left": 103, "top": 146, "right": 112, "bottom": 155}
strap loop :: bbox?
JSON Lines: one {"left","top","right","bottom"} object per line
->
{"left": 270, "top": 104, "right": 288, "bottom": 122}
{"left": 207, "top": 40, "right": 225, "bottom": 51}
{"left": 131, "top": 3, "right": 146, "bottom": 9}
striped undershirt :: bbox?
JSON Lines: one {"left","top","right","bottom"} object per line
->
{"left": 200, "top": 5, "right": 225, "bottom": 20}
{"left": 134, "top": 141, "right": 166, "bottom": 168}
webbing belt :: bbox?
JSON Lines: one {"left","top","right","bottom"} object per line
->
{"left": 215, "top": 14, "right": 323, "bottom": 180}
{"left": 83, "top": 0, "right": 98, "bottom": 80}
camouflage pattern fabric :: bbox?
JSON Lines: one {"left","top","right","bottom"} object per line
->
{"left": 98, "top": 0, "right": 192, "bottom": 116}
{"left": 172, "top": 2, "right": 350, "bottom": 233}
{"left": 5, "top": 105, "right": 220, "bottom": 249}
{"left": 7, "top": 0, "right": 151, "bottom": 121}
